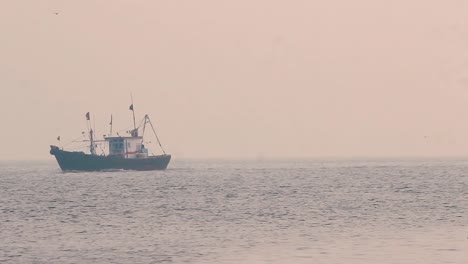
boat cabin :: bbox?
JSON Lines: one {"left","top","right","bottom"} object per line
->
{"left": 105, "top": 136, "right": 148, "bottom": 159}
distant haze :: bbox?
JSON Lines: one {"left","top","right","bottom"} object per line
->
{"left": 2, "top": 0, "right": 468, "bottom": 160}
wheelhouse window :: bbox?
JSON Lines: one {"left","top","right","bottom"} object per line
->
{"left": 112, "top": 142, "right": 124, "bottom": 149}
{"left": 108, "top": 139, "right": 125, "bottom": 155}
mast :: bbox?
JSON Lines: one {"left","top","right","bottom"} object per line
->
{"left": 86, "top": 112, "right": 96, "bottom": 155}
{"left": 142, "top": 114, "right": 148, "bottom": 137}
{"left": 89, "top": 129, "right": 96, "bottom": 155}
{"left": 109, "top": 114, "right": 113, "bottom": 136}
{"left": 129, "top": 94, "right": 138, "bottom": 137}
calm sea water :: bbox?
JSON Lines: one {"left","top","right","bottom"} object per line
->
{"left": 0, "top": 159, "right": 467, "bottom": 263}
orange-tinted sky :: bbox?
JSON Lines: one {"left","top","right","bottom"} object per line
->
{"left": 2, "top": 0, "right": 468, "bottom": 160}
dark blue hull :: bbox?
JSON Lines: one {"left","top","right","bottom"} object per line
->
{"left": 50, "top": 146, "right": 171, "bottom": 171}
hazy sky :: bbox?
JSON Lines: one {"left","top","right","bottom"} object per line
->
{"left": 2, "top": 0, "right": 468, "bottom": 160}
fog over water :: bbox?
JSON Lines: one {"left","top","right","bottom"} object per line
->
{"left": 2, "top": 1, "right": 468, "bottom": 159}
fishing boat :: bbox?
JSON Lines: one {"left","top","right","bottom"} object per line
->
{"left": 50, "top": 104, "right": 171, "bottom": 171}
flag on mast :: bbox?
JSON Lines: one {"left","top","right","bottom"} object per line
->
{"left": 86, "top": 112, "right": 90, "bottom": 120}
{"left": 129, "top": 104, "right": 134, "bottom": 111}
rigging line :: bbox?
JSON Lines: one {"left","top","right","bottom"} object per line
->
{"left": 134, "top": 116, "right": 145, "bottom": 129}
{"left": 147, "top": 117, "right": 166, "bottom": 155}
{"left": 112, "top": 116, "right": 146, "bottom": 135}
{"left": 138, "top": 117, "right": 145, "bottom": 128}
{"left": 114, "top": 124, "right": 135, "bottom": 135}
{"left": 116, "top": 117, "right": 144, "bottom": 134}
{"left": 66, "top": 143, "right": 93, "bottom": 151}
{"left": 98, "top": 144, "right": 105, "bottom": 155}
{"left": 72, "top": 139, "right": 107, "bottom": 143}
{"left": 93, "top": 114, "right": 97, "bottom": 140}
{"left": 62, "top": 133, "right": 90, "bottom": 148}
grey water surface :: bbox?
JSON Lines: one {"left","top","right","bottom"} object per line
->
{"left": 0, "top": 159, "right": 467, "bottom": 263}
